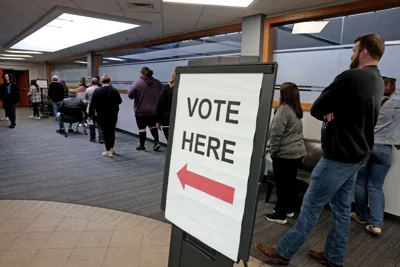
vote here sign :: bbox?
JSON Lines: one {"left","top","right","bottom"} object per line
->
{"left": 165, "top": 72, "right": 264, "bottom": 261}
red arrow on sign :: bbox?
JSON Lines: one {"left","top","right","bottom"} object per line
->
{"left": 177, "top": 164, "right": 235, "bottom": 204}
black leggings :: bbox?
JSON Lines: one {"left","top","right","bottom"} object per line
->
{"left": 3, "top": 102, "right": 16, "bottom": 125}
{"left": 99, "top": 116, "right": 117, "bottom": 151}
{"left": 32, "top": 103, "right": 40, "bottom": 117}
{"left": 272, "top": 157, "right": 303, "bottom": 219}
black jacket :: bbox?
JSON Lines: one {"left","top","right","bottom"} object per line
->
{"left": 156, "top": 84, "right": 174, "bottom": 126}
{"left": 0, "top": 82, "right": 20, "bottom": 104}
{"left": 311, "top": 65, "right": 384, "bottom": 163}
{"left": 48, "top": 82, "right": 65, "bottom": 102}
{"left": 89, "top": 85, "right": 122, "bottom": 119}
{"left": 59, "top": 97, "right": 86, "bottom": 122}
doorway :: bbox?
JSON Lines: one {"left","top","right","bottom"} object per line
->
{"left": 0, "top": 68, "right": 30, "bottom": 107}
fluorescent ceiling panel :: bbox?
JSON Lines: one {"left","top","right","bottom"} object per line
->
{"left": 5, "top": 50, "right": 43, "bottom": 54}
{"left": 0, "top": 54, "right": 33, "bottom": 58}
{"left": 163, "top": 0, "right": 254, "bottom": 7}
{"left": 0, "top": 57, "right": 25, "bottom": 60}
{"left": 11, "top": 13, "right": 140, "bottom": 52}
{"left": 292, "top": 21, "right": 329, "bottom": 34}
{"left": 103, "top": 57, "right": 126, "bottom": 62}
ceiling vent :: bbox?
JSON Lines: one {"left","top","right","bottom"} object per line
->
{"left": 126, "top": 3, "right": 155, "bottom": 10}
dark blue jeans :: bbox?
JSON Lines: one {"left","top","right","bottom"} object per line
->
{"left": 53, "top": 101, "right": 63, "bottom": 129}
{"left": 355, "top": 144, "right": 392, "bottom": 228}
{"left": 276, "top": 157, "right": 365, "bottom": 266}
{"left": 89, "top": 122, "right": 104, "bottom": 141}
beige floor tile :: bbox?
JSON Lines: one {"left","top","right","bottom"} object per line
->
{"left": 24, "top": 217, "right": 63, "bottom": 232}
{"left": 36, "top": 213, "right": 64, "bottom": 219}
{"left": 95, "top": 210, "right": 116, "bottom": 222}
{"left": 55, "top": 217, "right": 89, "bottom": 232}
{"left": 142, "top": 235, "right": 169, "bottom": 247}
{"left": 29, "top": 202, "right": 55, "bottom": 213}
{"left": 3, "top": 201, "right": 32, "bottom": 211}
{"left": 139, "top": 220, "right": 164, "bottom": 235}
{"left": 0, "top": 210, "right": 15, "bottom": 219}
{"left": 117, "top": 214, "right": 141, "bottom": 229}
{"left": 88, "top": 208, "right": 107, "bottom": 220}
{"left": 0, "top": 233, "right": 20, "bottom": 251}
{"left": 85, "top": 220, "right": 115, "bottom": 232}
{"left": 64, "top": 205, "right": 85, "bottom": 218}
{"left": 0, "top": 200, "right": 13, "bottom": 209}
{"left": 41, "top": 202, "right": 69, "bottom": 214}
{"left": 109, "top": 230, "right": 143, "bottom": 248}
{"left": 43, "top": 232, "right": 83, "bottom": 249}
{"left": 126, "top": 217, "right": 147, "bottom": 231}
{"left": 112, "top": 213, "right": 131, "bottom": 226}
{"left": 139, "top": 246, "right": 169, "bottom": 267}
{"left": 74, "top": 206, "right": 99, "bottom": 219}
{"left": 76, "top": 231, "right": 113, "bottom": 248}
{"left": 0, "top": 218, "right": 35, "bottom": 233}
{"left": 7, "top": 232, "right": 51, "bottom": 251}
{"left": 65, "top": 248, "right": 107, "bottom": 267}
{"left": 27, "top": 248, "right": 72, "bottom": 267}
{"left": 10, "top": 211, "right": 40, "bottom": 219}
{"left": 58, "top": 204, "right": 79, "bottom": 216}
{"left": 0, "top": 250, "right": 39, "bottom": 267}
{"left": 148, "top": 224, "right": 172, "bottom": 242}
{"left": 102, "top": 247, "right": 141, "bottom": 267}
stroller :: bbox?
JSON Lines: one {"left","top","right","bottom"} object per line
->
{"left": 58, "top": 97, "right": 87, "bottom": 137}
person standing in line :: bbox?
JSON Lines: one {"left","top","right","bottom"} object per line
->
{"left": 94, "top": 76, "right": 102, "bottom": 87}
{"left": 128, "top": 67, "right": 163, "bottom": 151}
{"left": 0, "top": 73, "right": 20, "bottom": 128}
{"left": 89, "top": 74, "right": 122, "bottom": 158}
{"left": 76, "top": 77, "right": 88, "bottom": 103}
{"left": 86, "top": 77, "right": 104, "bottom": 144}
{"left": 48, "top": 75, "right": 65, "bottom": 131}
{"left": 265, "top": 82, "right": 307, "bottom": 225}
{"left": 27, "top": 80, "right": 42, "bottom": 120}
{"left": 156, "top": 71, "right": 175, "bottom": 140}
{"left": 256, "top": 33, "right": 385, "bottom": 267}
{"left": 60, "top": 80, "right": 69, "bottom": 98}
{"left": 352, "top": 76, "right": 399, "bottom": 236}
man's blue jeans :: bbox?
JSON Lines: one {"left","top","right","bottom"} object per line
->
{"left": 276, "top": 157, "right": 365, "bottom": 266}
{"left": 355, "top": 144, "right": 392, "bottom": 228}
{"left": 53, "top": 101, "right": 63, "bottom": 129}
{"left": 89, "top": 122, "right": 104, "bottom": 141}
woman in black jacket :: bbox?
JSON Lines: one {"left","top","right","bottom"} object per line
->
{"left": 0, "top": 73, "right": 20, "bottom": 128}
{"left": 156, "top": 72, "right": 175, "bottom": 140}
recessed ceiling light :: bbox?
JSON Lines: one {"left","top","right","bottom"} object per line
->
{"left": 5, "top": 50, "right": 43, "bottom": 54}
{"left": 75, "top": 61, "right": 87, "bottom": 64}
{"left": 10, "top": 13, "right": 140, "bottom": 52}
{"left": 0, "top": 54, "right": 33, "bottom": 58}
{"left": 103, "top": 57, "right": 126, "bottom": 62}
{"left": 163, "top": 0, "right": 254, "bottom": 7}
{"left": 0, "top": 57, "right": 26, "bottom": 61}
{"left": 292, "top": 21, "right": 329, "bottom": 34}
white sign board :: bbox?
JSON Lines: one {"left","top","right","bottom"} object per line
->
{"left": 37, "top": 80, "right": 48, "bottom": 88}
{"left": 165, "top": 73, "right": 264, "bottom": 261}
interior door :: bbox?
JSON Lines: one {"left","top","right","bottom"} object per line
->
{"left": 17, "top": 70, "right": 30, "bottom": 107}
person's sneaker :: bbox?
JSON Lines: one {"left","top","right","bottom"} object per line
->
{"left": 265, "top": 213, "right": 287, "bottom": 225}
{"left": 136, "top": 146, "right": 146, "bottom": 152}
{"left": 306, "top": 250, "right": 343, "bottom": 267}
{"left": 35, "top": 117, "right": 41, "bottom": 120}
{"left": 272, "top": 210, "right": 295, "bottom": 218}
{"left": 1, "top": 117, "right": 9, "bottom": 121}
{"left": 99, "top": 140, "right": 104, "bottom": 144}
{"left": 351, "top": 212, "right": 366, "bottom": 225}
{"left": 255, "top": 243, "right": 290, "bottom": 266}
{"left": 57, "top": 128, "right": 65, "bottom": 134}
{"left": 153, "top": 142, "right": 161, "bottom": 151}
{"left": 68, "top": 129, "right": 74, "bottom": 133}
{"left": 9, "top": 124, "right": 15, "bottom": 129}
{"left": 366, "top": 225, "right": 382, "bottom": 235}
{"left": 102, "top": 151, "right": 113, "bottom": 158}
{"left": 110, "top": 148, "right": 116, "bottom": 155}
{"left": 90, "top": 139, "right": 96, "bottom": 142}
{"left": 29, "top": 115, "right": 34, "bottom": 119}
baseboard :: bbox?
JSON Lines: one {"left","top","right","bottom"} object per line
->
{"left": 115, "top": 128, "right": 167, "bottom": 147}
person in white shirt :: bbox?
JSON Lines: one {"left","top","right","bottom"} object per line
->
{"left": 86, "top": 77, "right": 104, "bottom": 143}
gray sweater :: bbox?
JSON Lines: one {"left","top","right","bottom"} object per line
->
{"left": 268, "top": 104, "right": 307, "bottom": 159}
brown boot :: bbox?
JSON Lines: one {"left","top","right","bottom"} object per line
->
{"left": 255, "top": 243, "right": 290, "bottom": 266}
{"left": 306, "top": 250, "right": 343, "bottom": 267}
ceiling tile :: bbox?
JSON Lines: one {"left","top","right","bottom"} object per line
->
{"left": 73, "top": 0, "right": 124, "bottom": 16}
{"left": 31, "top": 0, "right": 79, "bottom": 9}
{"left": 195, "top": 5, "right": 245, "bottom": 29}
{"left": 162, "top": 3, "right": 205, "bottom": 35}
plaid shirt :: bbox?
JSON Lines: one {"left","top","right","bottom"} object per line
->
{"left": 28, "top": 86, "right": 42, "bottom": 103}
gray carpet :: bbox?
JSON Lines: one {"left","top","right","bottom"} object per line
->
{"left": 1, "top": 108, "right": 400, "bottom": 267}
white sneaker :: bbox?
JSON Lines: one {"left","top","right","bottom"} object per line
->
{"left": 110, "top": 148, "right": 116, "bottom": 155}
{"left": 29, "top": 115, "right": 34, "bottom": 119}
{"left": 36, "top": 117, "right": 41, "bottom": 120}
{"left": 272, "top": 210, "right": 295, "bottom": 218}
{"left": 1, "top": 117, "right": 9, "bottom": 121}
{"left": 102, "top": 151, "right": 113, "bottom": 158}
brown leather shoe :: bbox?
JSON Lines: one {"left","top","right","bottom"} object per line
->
{"left": 306, "top": 250, "right": 343, "bottom": 267}
{"left": 255, "top": 243, "right": 289, "bottom": 266}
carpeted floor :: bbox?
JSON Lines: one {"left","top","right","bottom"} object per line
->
{"left": 1, "top": 108, "right": 400, "bottom": 267}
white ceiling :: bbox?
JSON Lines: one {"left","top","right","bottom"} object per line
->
{"left": 0, "top": 0, "right": 359, "bottom": 62}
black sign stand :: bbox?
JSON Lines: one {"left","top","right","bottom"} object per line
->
{"left": 161, "top": 59, "right": 277, "bottom": 267}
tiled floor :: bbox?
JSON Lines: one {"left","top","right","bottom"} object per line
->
{"left": 0, "top": 200, "right": 269, "bottom": 267}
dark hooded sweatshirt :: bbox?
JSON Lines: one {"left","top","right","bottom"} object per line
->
{"left": 128, "top": 76, "right": 163, "bottom": 117}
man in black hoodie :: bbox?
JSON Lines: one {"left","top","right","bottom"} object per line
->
{"left": 48, "top": 75, "right": 65, "bottom": 130}
{"left": 256, "top": 33, "right": 385, "bottom": 267}
{"left": 0, "top": 73, "right": 20, "bottom": 128}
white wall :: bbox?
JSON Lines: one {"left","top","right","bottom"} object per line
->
{"left": 99, "top": 60, "right": 188, "bottom": 143}
{"left": 51, "top": 68, "right": 88, "bottom": 87}
{"left": 0, "top": 61, "right": 46, "bottom": 80}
